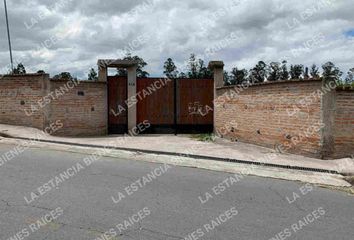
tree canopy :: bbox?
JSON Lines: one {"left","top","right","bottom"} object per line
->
{"left": 322, "top": 62, "right": 343, "bottom": 82}
{"left": 12, "top": 63, "right": 26, "bottom": 74}
{"left": 163, "top": 58, "right": 178, "bottom": 78}
{"left": 345, "top": 68, "right": 354, "bottom": 85}
{"left": 88, "top": 68, "right": 98, "bottom": 81}
{"left": 221, "top": 61, "right": 352, "bottom": 87}
{"left": 116, "top": 53, "right": 149, "bottom": 77}
{"left": 162, "top": 54, "right": 213, "bottom": 79}
{"left": 52, "top": 72, "right": 76, "bottom": 80}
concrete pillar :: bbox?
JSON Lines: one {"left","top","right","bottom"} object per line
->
{"left": 208, "top": 61, "right": 224, "bottom": 134}
{"left": 127, "top": 66, "right": 138, "bottom": 131}
{"left": 209, "top": 61, "right": 225, "bottom": 89}
{"left": 320, "top": 78, "right": 337, "bottom": 159}
{"left": 98, "top": 66, "right": 107, "bottom": 82}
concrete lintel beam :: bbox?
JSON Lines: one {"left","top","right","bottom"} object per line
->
{"left": 208, "top": 61, "right": 225, "bottom": 70}
{"left": 97, "top": 59, "right": 139, "bottom": 69}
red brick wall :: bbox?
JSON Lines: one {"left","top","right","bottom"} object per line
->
{"left": 0, "top": 74, "right": 49, "bottom": 129}
{"left": 0, "top": 74, "right": 107, "bottom": 137}
{"left": 215, "top": 79, "right": 324, "bottom": 158}
{"left": 333, "top": 89, "right": 354, "bottom": 158}
{"left": 48, "top": 80, "right": 107, "bottom": 136}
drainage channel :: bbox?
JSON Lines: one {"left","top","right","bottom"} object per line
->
{"left": 5, "top": 136, "right": 340, "bottom": 175}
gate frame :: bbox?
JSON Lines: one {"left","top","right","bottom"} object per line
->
{"left": 97, "top": 59, "right": 224, "bottom": 135}
{"left": 98, "top": 59, "right": 138, "bottom": 133}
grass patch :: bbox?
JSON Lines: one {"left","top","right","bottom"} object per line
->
{"left": 336, "top": 81, "right": 354, "bottom": 89}
{"left": 190, "top": 133, "right": 215, "bottom": 142}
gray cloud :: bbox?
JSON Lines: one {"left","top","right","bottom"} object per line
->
{"left": 0, "top": 0, "right": 353, "bottom": 78}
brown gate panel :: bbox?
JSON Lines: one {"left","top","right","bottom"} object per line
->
{"left": 137, "top": 78, "right": 213, "bottom": 134}
{"left": 108, "top": 76, "right": 213, "bottom": 134}
{"left": 178, "top": 79, "right": 214, "bottom": 125}
{"left": 108, "top": 76, "right": 127, "bottom": 133}
{"left": 137, "top": 78, "right": 174, "bottom": 126}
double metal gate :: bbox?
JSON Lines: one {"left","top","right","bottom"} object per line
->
{"left": 108, "top": 76, "right": 214, "bottom": 134}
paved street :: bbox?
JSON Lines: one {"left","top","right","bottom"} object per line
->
{"left": 0, "top": 143, "right": 353, "bottom": 240}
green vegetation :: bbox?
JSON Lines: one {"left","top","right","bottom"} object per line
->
{"left": 88, "top": 67, "right": 98, "bottom": 81}
{"left": 163, "top": 54, "right": 213, "bottom": 79}
{"left": 12, "top": 63, "right": 26, "bottom": 74}
{"left": 116, "top": 53, "right": 149, "bottom": 77}
{"left": 223, "top": 61, "right": 354, "bottom": 87}
{"left": 191, "top": 133, "right": 215, "bottom": 142}
{"left": 52, "top": 72, "right": 77, "bottom": 81}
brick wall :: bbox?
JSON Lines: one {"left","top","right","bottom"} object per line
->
{"left": 0, "top": 74, "right": 107, "bottom": 137}
{"left": 0, "top": 74, "right": 49, "bottom": 130}
{"left": 1, "top": 73, "right": 352, "bottom": 158}
{"left": 333, "top": 89, "right": 354, "bottom": 158}
{"left": 48, "top": 80, "right": 107, "bottom": 136}
{"left": 215, "top": 79, "right": 325, "bottom": 158}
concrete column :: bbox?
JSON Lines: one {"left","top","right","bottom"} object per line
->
{"left": 320, "top": 78, "right": 337, "bottom": 159}
{"left": 98, "top": 66, "right": 107, "bottom": 82}
{"left": 208, "top": 61, "right": 224, "bottom": 134}
{"left": 209, "top": 61, "right": 225, "bottom": 89}
{"left": 127, "top": 66, "right": 138, "bottom": 132}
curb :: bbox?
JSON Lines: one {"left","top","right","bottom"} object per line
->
{"left": 1, "top": 135, "right": 340, "bottom": 175}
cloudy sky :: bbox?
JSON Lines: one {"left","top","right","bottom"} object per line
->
{"left": 0, "top": 0, "right": 353, "bottom": 79}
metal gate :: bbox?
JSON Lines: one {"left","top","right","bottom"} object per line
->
{"left": 108, "top": 77, "right": 214, "bottom": 134}
{"left": 137, "top": 78, "right": 214, "bottom": 134}
{"left": 108, "top": 76, "right": 127, "bottom": 134}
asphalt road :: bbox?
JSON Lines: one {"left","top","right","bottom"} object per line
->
{"left": 0, "top": 143, "right": 353, "bottom": 240}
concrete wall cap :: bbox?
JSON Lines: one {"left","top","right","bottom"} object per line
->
{"left": 208, "top": 61, "right": 224, "bottom": 69}
{"left": 1, "top": 73, "right": 49, "bottom": 77}
{"left": 216, "top": 78, "right": 322, "bottom": 90}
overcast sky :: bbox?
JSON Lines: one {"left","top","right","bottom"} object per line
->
{"left": 1, "top": 0, "right": 353, "bottom": 79}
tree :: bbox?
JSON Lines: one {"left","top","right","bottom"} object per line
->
{"left": 224, "top": 71, "right": 232, "bottom": 86}
{"left": 163, "top": 58, "right": 178, "bottom": 78}
{"left": 88, "top": 68, "right": 98, "bottom": 81}
{"left": 187, "top": 54, "right": 199, "bottom": 78}
{"left": 304, "top": 67, "right": 309, "bottom": 79}
{"left": 230, "top": 67, "right": 248, "bottom": 85}
{"left": 345, "top": 68, "right": 354, "bottom": 85}
{"left": 322, "top": 62, "right": 342, "bottom": 82}
{"left": 116, "top": 53, "right": 149, "bottom": 77}
{"left": 280, "top": 60, "right": 289, "bottom": 81}
{"left": 185, "top": 54, "right": 212, "bottom": 79}
{"left": 178, "top": 72, "right": 187, "bottom": 78}
{"left": 249, "top": 61, "right": 267, "bottom": 83}
{"left": 12, "top": 63, "right": 26, "bottom": 74}
{"left": 268, "top": 62, "right": 281, "bottom": 81}
{"left": 53, "top": 72, "right": 76, "bottom": 80}
{"left": 290, "top": 64, "right": 304, "bottom": 79}
{"left": 310, "top": 64, "right": 320, "bottom": 79}
{"left": 197, "top": 59, "right": 213, "bottom": 78}
{"left": 37, "top": 70, "right": 45, "bottom": 74}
